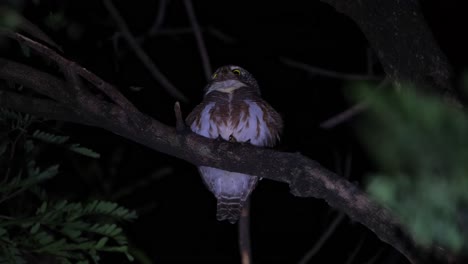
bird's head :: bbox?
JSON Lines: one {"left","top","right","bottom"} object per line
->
{"left": 204, "top": 65, "right": 260, "bottom": 95}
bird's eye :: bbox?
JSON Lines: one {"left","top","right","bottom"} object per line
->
{"left": 212, "top": 73, "right": 218, "bottom": 79}
{"left": 232, "top": 69, "right": 241, "bottom": 75}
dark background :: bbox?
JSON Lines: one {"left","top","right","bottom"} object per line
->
{"left": 3, "top": 1, "right": 468, "bottom": 263}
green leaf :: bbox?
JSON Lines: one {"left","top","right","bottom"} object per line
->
{"left": 0, "top": 227, "right": 7, "bottom": 237}
{"left": 35, "top": 231, "right": 54, "bottom": 246}
{"left": 33, "top": 130, "right": 70, "bottom": 145}
{"left": 353, "top": 85, "right": 468, "bottom": 251}
{"left": 69, "top": 144, "right": 100, "bottom": 158}
{"left": 0, "top": 8, "right": 21, "bottom": 29}
{"left": 30, "top": 222, "right": 40, "bottom": 234}
{"left": 95, "top": 237, "right": 108, "bottom": 249}
{"left": 36, "top": 165, "right": 59, "bottom": 180}
{"left": 37, "top": 201, "right": 48, "bottom": 214}
{"left": 0, "top": 141, "right": 8, "bottom": 157}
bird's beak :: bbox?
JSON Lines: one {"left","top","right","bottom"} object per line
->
{"left": 215, "top": 68, "right": 236, "bottom": 81}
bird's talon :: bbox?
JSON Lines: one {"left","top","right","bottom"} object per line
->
{"left": 229, "top": 135, "right": 237, "bottom": 143}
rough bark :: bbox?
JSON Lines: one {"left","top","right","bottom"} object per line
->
{"left": 0, "top": 56, "right": 450, "bottom": 263}
{"left": 0, "top": 1, "right": 462, "bottom": 259}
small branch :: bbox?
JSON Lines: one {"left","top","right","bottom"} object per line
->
{"left": 207, "top": 26, "right": 236, "bottom": 44}
{"left": 281, "top": 57, "right": 382, "bottom": 81}
{"left": 145, "top": 26, "right": 237, "bottom": 44}
{"left": 103, "top": 0, "right": 189, "bottom": 103}
{"left": 0, "top": 57, "right": 69, "bottom": 102}
{"left": 0, "top": 90, "right": 89, "bottom": 125}
{"left": 147, "top": 0, "right": 169, "bottom": 36}
{"left": 318, "top": 0, "right": 458, "bottom": 103}
{"left": 0, "top": 7, "right": 62, "bottom": 52}
{"left": 320, "top": 102, "right": 367, "bottom": 129}
{"left": 344, "top": 236, "right": 366, "bottom": 264}
{"left": 319, "top": 77, "right": 390, "bottom": 129}
{"left": 364, "top": 248, "right": 384, "bottom": 264}
{"left": 1, "top": 31, "right": 139, "bottom": 113}
{"left": 75, "top": 65, "right": 139, "bottom": 113}
{"left": 183, "top": 0, "right": 212, "bottom": 80}
{"left": 174, "top": 101, "right": 185, "bottom": 132}
{"left": 238, "top": 199, "right": 252, "bottom": 264}
{"left": 298, "top": 212, "right": 346, "bottom": 264}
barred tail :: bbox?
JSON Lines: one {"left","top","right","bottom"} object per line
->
{"left": 216, "top": 198, "right": 244, "bottom": 224}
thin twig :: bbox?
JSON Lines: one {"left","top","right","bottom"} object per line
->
{"left": 1, "top": 31, "right": 139, "bottom": 113}
{"left": 111, "top": 167, "right": 173, "bottom": 200}
{"left": 364, "top": 248, "right": 384, "bottom": 264}
{"left": 174, "top": 101, "right": 186, "bottom": 132}
{"left": 281, "top": 57, "right": 382, "bottom": 81}
{"left": 183, "top": 0, "right": 212, "bottom": 80}
{"left": 238, "top": 199, "right": 252, "bottom": 264}
{"left": 344, "top": 236, "right": 366, "bottom": 264}
{"left": 149, "top": 26, "right": 236, "bottom": 44}
{"left": 207, "top": 26, "right": 236, "bottom": 44}
{"left": 147, "top": 0, "right": 169, "bottom": 36}
{"left": 0, "top": 7, "right": 62, "bottom": 52}
{"left": 319, "top": 77, "right": 391, "bottom": 129}
{"left": 320, "top": 102, "right": 368, "bottom": 129}
{"left": 103, "top": 0, "right": 189, "bottom": 103}
{"left": 298, "top": 212, "right": 346, "bottom": 264}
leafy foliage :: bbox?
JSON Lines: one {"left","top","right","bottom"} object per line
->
{"left": 353, "top": 86, "right": 468, "bottom": 252}
{"left": 0, "top": 200, "right": 136, "bottom": 264}
{"left": 0, "top": 109, "right": 136, "bottom": 263}
{"left": 33, "top": 130, "right": 100, "bottom": 158}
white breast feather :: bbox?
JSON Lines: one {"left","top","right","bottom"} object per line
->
{"left": 190, "top": 102, "right": 215, "bottom": 138}
{"left": 205, "top": 79, "right": 246, "bottom": 94}
{"left": 191, "top": 99, "right": 275, "bottom": 200}
{"left": 243, "top": 101, "right": 271, "bottom": 147}
{"left": 199, "top": 166, "right": 252, "bottom": 199}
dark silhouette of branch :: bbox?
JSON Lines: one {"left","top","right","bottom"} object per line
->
{"left": 344, "top": 236, "right": 366, "bottom": 264}
{"left": 183, "top": 0, "right": 212, "bottom": 81}
{"left": 0, "top": 25, "right": 461, "bottom": 263}
{"left": 0, "top": 7, "right": 62, "bottom": 52}
{"left": 320, "top": 77, "right": 391, "bottom": 129}
{"left": 147, "top": 0, "right": 169, "bottom": 36}
{"left": 281, "top": 57, "right": 382, "bottom": 81}
{"left": 173, "top": 101, "right": 185, "bottom": 133}
{"left": 318, "top": 0, "right": 458, "bottom": 104}
{"left": 238, "top": 200, "right": 252, "bottom": 264}
{"left": 320, "top": 102, "right": 367, "bottom": 129}
{"left": 298, "top": 212, "right": 346, "bottom": 264}
{"left": 103, "top": 0, "right": 189, "bottom": 103}
{"left": 0, "top": 90, "right": 86, "bottom": 124}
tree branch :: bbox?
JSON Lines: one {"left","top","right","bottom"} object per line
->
{"left": 0, "top": 90, "right": 89, "bottom": 125}
{"left": 183, "top": 0, "right": 212, "bottom": 81}
{"left": 3, "top": 64, "right": 443, "bottom": 263}
{"left": 319, "top": 0, "right": 458, "bottom": 104}
{"left": 102, "top": 0, "right": 189, "bottom": 103}
{"left": 0, "top": 56, "right": 427, "bottom": 263}
{"left": 0, "top": 26, "right": 457, "bottom": 259}
{"left": 281, "top": 57, "right": 382, "bottom": 81}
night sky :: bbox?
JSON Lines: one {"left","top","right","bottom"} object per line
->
{"left": 2, "top": 1, "right": 468, "bottom": 263}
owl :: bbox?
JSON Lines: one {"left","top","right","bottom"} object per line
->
{"left": 186, "top": 65, "right": 283, "bottom": 224}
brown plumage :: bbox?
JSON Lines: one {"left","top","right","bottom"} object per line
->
{"left": 186, "top": 65, "right": 282, "bottom": 223}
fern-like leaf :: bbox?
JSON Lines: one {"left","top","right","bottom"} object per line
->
{"left": 33, "top": 130, "right": 70, "bottom": 145}
{"left": 69, "top": 144, "right": 100, "bottom": 158}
